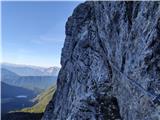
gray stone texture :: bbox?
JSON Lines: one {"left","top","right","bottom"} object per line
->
{"left": 42, "top": 1, "right": 160, "bottom": 120}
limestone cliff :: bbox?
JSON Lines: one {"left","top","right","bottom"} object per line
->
{"left": 42, "top": 1, "right": 160, "bottom": 120}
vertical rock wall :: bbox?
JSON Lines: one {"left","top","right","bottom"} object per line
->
{"left": 42, "top": 1, "right": 160, "bottom": 120}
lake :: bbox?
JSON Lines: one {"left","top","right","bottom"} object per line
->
{"left": 16, "top": 95, "right": 27, "bottom": 98}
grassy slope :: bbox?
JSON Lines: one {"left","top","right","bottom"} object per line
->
{"left": 20, "top": 86, "right": 56, "bottom": 113}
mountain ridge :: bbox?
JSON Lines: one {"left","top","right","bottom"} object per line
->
{"left": 1, "top": 63, "right": 60, "bottom": 76}
{"left": 1, "top": 68, "right": 57, "bottom": 91}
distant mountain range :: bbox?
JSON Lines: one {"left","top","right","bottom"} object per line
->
{"left": 1, "top": 63, "right": 60, "bottom": 114}
{"left": 1, "top": 68, "right": 57, "bottom": 91}
{"left": 1, "top": 63, "right": 60, "bottom": 76}
{"left": 1, "top": 63, "right": 60, "bottom": 91}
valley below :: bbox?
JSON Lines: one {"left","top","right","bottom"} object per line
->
{"left": 1, "top": 63, "right": 59, "bottom": 120}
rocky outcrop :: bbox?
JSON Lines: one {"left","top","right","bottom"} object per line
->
{"left": 42, "top": 1, "right": 160, "bottom": 120}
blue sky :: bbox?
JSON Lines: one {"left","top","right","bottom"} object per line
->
{"left": 2, "top": 1, "right": 82, "bottom": 67}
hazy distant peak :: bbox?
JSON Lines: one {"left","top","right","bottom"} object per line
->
{"left": 1, "top": 63, "right": 60, "bottom": 76}
{"left": 1, "top": 62, "right": 59, "bottom": 69}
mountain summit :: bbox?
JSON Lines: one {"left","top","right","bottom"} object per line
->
{"left": 42, "top": 1, "right": 160, "bottom": 120}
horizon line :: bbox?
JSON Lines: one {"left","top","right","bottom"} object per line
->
{"left": 0, "top": 62, "right": 61, "bottom": 68}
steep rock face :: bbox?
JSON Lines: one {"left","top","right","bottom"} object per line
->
{"left": 42, "top": 1, "right": 160, "bottom": 120}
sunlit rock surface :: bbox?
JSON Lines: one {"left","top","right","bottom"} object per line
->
{"left": 42, "top": 1, "right": 160, "bottom": 120}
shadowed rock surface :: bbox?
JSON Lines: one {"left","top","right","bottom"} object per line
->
{"left": 42, "top": 1, "right": 160, "bottom": 120}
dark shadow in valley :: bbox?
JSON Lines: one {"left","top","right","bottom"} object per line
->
{"left": 1, "top": 112, "right": 43, "bottom": 120}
